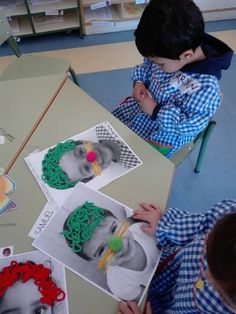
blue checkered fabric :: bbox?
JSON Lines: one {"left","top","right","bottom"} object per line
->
{"left": 112, "top": 58, "right": 221, "bottom": 157}
{"left": 148, "top": 199, "right": 236, "bottom": 313}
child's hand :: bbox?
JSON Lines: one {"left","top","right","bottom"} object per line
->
{"left": 132, "top": 82, "right": 148, "bottom": 102}
{"left": 116, "top": 301, "right": 152, "bottom": 314}
{"left": 133, "top": 203, "right": 163, "bottom": 235}
{"left": 139, "top": 95, "right": 157, "bottom": 116}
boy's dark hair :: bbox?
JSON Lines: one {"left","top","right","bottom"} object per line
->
{"left": 207, "top": 213, "right": 236, "bottom": 302}
{"left": 134, "top": 0, "right": 204, "bottom": 59}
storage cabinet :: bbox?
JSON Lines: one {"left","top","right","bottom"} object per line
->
{"left": 0, "top": 0, "right": 84, "bottom": 37}
{"left": 81, "top": 0, "right": 236, "bottom": 35}
{"left": 82, "top": 0, "right": 147, "bottom": 35}
{"left": 1, "top": 0, "right": 236, "bottom": 37}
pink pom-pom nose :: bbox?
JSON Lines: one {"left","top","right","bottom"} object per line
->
{"left": 86, "top": 151, "right": 97, "bottom": 163}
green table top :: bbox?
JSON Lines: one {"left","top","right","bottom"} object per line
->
{"left": 0, "top": 73, "right": 67, "bottom": 172}
{"left": 3, "top": 79, "right": 174, "bottom": 314}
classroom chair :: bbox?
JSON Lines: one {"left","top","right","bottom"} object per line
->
{"left": 170, "top": 120, "right": 217, "bottom": 173}
{"left": 150, "top": 120, "right": 217, "bottom": 173}
{"left": 0, "top": 9, "right": 79, "bottom": 86}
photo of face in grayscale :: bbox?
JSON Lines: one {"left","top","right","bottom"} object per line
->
{"left": 40, "top": 123, "right": 141, "bottom": 189}
{"left": 25, "top": 122, "right": 142, "bottom": 210}
{"left": 0, "top": 251, "right": 69, "bottom": 314}
{"left": 33, "top": 184, "right": 160, "bottom": 303}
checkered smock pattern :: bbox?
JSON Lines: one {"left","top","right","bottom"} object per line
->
{"left": 95, "top": 124, "right": 141, "bottom": 169}
{"left": 112, "top": 58, "right": 221, "bottom": 157}
{"left": 148, "top": 199, "right": 236, "bottom": 314}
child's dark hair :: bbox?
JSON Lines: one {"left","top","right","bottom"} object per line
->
{"left": 134, "top": 0, "right": 204, "bottom": 59}
{"left": 207, "top": 212, "right": 236, "bottom": 303}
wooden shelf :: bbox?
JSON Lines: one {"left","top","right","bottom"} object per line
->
{"left": 82, "top": 0, "right": 121, "bottom": 7}
{"left": 82, "top": 0, "right": 146, "bottom": 34}
{"left": 82, "top": 0, "right": 236, "bottom": 35}
{"left": 1, "top": 0, "right": 82, "bottom": 37}
{"left": 3, "top": 0, "right": 236, "bottom": 37}
{"left": 84, "top": 5, "right": 120, "bottom": 23}
{"left": 33, "top": 10, "right": 79, "bottom": 33}
{"left": 85, "top": 16, "right": 139, "bottom": 34}
{"left": 10, "top": 15, "right": 33, "bottom": 35}
{"left": 1, "top": 2, "right": 27, "bottom": 16}
{"left": 119, "top": 3, "right": 145, "bottom": 19}
{"left": 29, "top": 0, "right": 77, "bottom": 14}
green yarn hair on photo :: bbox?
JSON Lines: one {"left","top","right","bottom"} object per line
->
{"left": 41, "top": 140, "right": 79, "bottom": 190}
{"left": 60, "top": 201, "right": 105, "bottom": 253}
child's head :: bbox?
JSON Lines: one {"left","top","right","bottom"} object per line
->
{"left": 206, "top": 212, "right": 236, "bottom": 310}
{"left": 61, "top": 202, "right": 147, "bottom": 271}
{"left": 135, "top": 0, "right": 204, "bottom": 72}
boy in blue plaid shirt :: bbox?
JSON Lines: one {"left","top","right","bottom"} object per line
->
{"left": 116, "top": 199, "right": 236, "bottom": 314}
{"left": 112, "top": 0, "right": 233, "bottom": 157}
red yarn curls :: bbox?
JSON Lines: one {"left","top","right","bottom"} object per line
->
{"left": 0, "top": 260, "right": 65, "bottom": 306}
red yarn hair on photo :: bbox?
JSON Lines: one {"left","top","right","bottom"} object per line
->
{"left": 0, "top": 260, "right": 65, "bottom": 306}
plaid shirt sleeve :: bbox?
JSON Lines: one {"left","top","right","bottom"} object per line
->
{"left": 155, "top": 76, "right": 221, "bottom": 137}
{"left": 132, "top": 58, "right": 153, "bottom": 86}
{"left": 157, "top": 199, "right": 236, "bottom": 248}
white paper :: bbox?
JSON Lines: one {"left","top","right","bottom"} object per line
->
{"left": 45, "top": 9, "right": 64, "bottom": 16}
{"left": 33, "top": 183, "right": 161, "bottom": 304}
{"left": 28, "top": 203, "right": 56, "bottom": 239}
{"left": 90, "top": 0, "right": 111, "bottom": 10}
{"left": 0, "top": 135, "right": 5, "bottom": 144}
{"left": 25, "top": 121, "right": 142, "bottom": 211}
{"left": 0, "top": 250, "right": 69, "bottom": 314}
{"left": 91, "top": 20, "right": 116, "bottom": 27}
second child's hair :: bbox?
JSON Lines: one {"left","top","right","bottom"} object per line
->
{"left": 134, "top": 0, "right": 204, "bottom": 59}
{"left": 206, "top": 212, "right": 236, "bottom": 305}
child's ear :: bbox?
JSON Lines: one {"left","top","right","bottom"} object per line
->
{"left": 179, "top": 49, "right": 194, "bottom": 61}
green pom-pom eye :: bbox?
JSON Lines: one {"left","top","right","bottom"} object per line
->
{"left": 107, "top": 235, "right": 122, "bottom": 252}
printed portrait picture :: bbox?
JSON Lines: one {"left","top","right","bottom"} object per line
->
{"left": 25, "top": 121, "right": 142, "bottom": 210}
{"left": 0, "top": 246, "right": 13, "bottom": 258}
{"left": 33, "top": 183, "right": 161, "bottom": 304}
{"left": 0, "top": 250, "right": 69, "bottom": 314}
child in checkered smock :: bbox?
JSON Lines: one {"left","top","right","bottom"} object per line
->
{"left": 116, "top": 199, "right": 236, "bottom": 314}
{"left": 112, "top": 0, "right": 233, "bottom": 157}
